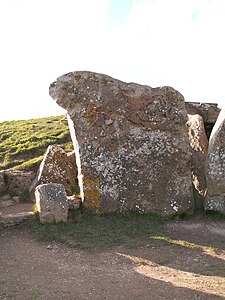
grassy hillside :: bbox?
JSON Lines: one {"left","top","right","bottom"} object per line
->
{"left": 0, "top": 115, "right": 73, "bottom": 172}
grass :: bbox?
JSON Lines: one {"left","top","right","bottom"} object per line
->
{"left": 30, "top": 211, "right": 166, "bottom": 251}
{"left": 205, "top": 210, "right": 225, "bottom": 220}
{"left": 149, "top": 236, "right": 197, "bottom": 249}
{"left": 206, "top": 245, "right": 220, "bottom": 255}
{"left": 117, "top": 253, "right": 157, "bottom": 266}
{"left": 0, "top": 115, "right": 73, "bottom": 171}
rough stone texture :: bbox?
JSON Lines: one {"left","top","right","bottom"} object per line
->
{"left": 0, "top": 170, "right": 35, "bottom": 201}
{"left": 0, "top": 211, "right": 34, "bottom": 227}
{"left": 67, "top": 150, "right": 78, "bottom": 189}
{"left": 30, "top": 145, "right": 78, "bottom": 197}
{"left": 49, "top": 71, "right": 194, "bottom": 216}
{"left": 0, "top": 171, "right": 6, "bottom": 193}
{"left": 185, "top": 102, "right": 220, "bottom": 125}
{"left": 187, "top": 114, "right": 208, "bottom": 211}
{"left": 205, "top": 108, "right": 225, "bottom": 213}
{"left": 0, "top": 198, "right": 15, "bottom": 208}
{"left": 35, "top": 183, "right": 68, "bottom": 224}
{"left": 185, "top": 102, "right": 220, "bottom": 139}
{"left": 67, "top": 195, "right": 81, "bottom": 210}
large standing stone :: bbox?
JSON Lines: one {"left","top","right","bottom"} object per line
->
{"left": 35, "top": 183, "right": 68, "bottom": 223}
{"left": 187, "top": 114, "right": 208, "bottom": 211}
{"left": 49, "top": 71, "right": 194, "bottom": 216}
{"left": 30, "top": 145, "right": 78, "bottom": 197}
{"left": 205, "top": 108, "right": 225, "bottom": 213}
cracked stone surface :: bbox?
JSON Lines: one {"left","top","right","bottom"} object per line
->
{"left": 49, "top": 71, "right": 194, "bottom": 216}
{"left": 30, "top": 145, "right": 78, "bottom": 198}
{"left": 187, "top": 114, "right": 208, "bottom": 211}
{"left": 35, "top": 183, "right": 68, "bottom": 224}
{"left": 205, "top": 108, "right": 225, "bottom": 213}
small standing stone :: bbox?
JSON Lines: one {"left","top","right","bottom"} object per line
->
{"left": 35, "top": 183, "right": 68, "bottom": 224}
{"left": 30, "top": 145, "right": 78, "bottom": 198}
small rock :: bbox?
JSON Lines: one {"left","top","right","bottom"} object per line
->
{"left": 67, "top": 195, "right": 81, "bottom": 210}
{"left": 12, "top": 196, "right": 20, "bottom": 203}
{"left": 4, "top": 170, "right": 35, "bottom": 199}
{"left": 0, "top": 199, "right": 15, "bottom": 208}
{"left": 35, "top": 183, "right": 69, "bottom": 224}
{"left": 1, "top": 211, "right": 34, "bottom": 226}
{"left": 0, "top": 194, "right": 11, "bottom": 201}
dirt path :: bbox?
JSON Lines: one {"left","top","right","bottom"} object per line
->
{"left": 0, "top": 217, "right": 225, "bottom": 300}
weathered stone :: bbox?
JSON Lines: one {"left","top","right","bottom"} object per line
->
{"left": 185, "top": 102, "right": 220, "bottom": 125}
{"left": 1, "top": 170, "right": 35, "bottom": 201}
{"left": 67, "top": 150, "right": 78, "bottom": 191}
{"left": 0, "top": 171, "right": 6, "bottom": 193}
{"left": 0, "top": 199, "right": 15, "bottom": 208}
{"left": 0, "top": 194, "right": 11, "bottom": 201}
{"left": 67, "top": 195, "right": 81, "bottom": 210}
{"left": 49, "top": 71, "right": 194, "bottom": 216}
{"left": 35, "top": 183, "right": 68, "bottom": 224}
{"left": 12, "top": 196, "right": 20, "bottom": 203}
{"left": 187, "top": 114, "right": 208, "bottom": 211}
{"left": 185, "top": 102, "right": 220, "bottom": 139}
{"left": 205, "top": 108, "right": 225, "bottom": 213}
{"left": 0, "top": 211, "right": 35, "bottom": 227}
{"left": 30, "top": 145, "right": 78, "bottom": 197}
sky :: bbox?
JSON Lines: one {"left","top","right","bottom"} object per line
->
{"left": 0, "top": 0, "right": 224, "bottom": 122}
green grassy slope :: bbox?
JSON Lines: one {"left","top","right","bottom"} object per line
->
{"left": 0, "top": 115, "right": 73, "bottom": 172}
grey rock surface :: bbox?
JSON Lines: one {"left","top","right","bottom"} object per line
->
{"left": 185, "top": 102, "right": 220, "bottom": 125}
{"left": 0, "top": 171, "right": 6, "bottom": 193}
{"left": 49, "top": 71, "right": 194, "bottom": 216}
{"left": 0, "top": 170, "right": 35, "bottom": 201}
{"left": 35, "top": 183, "right": 68, "bottom": 224}
{"left": 30, "top": 145, "right": 78, "bottom": 197}
{"left": 185, "top": 102, "right": 220, "bottom": 139}
{"left": 187, "top": 114, "right": 208, "bottom": 211}
{"left": 205, "top": 108, "right": 225, "bottom": 213}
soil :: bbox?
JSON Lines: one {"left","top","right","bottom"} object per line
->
{"left": 0, "top": 215, "right": 225, "bottom": 300}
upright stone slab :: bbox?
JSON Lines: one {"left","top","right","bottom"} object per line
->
{"left": 35, "top": 183, "right": 68, "bottom": 224}
{"left": 30, "top": 145, "right": 78, "bottom": 197}
{"left": 187, "top": 114, "right": 208, "bottom": 211}
{"left": 49, "top": 71, "right": 194, "bottom": 216}
{"left": 205, "top": 108, "right": 225, "bottom": 213}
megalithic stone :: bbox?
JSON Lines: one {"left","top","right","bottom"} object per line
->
{"left": 205, "top": 107, "right": 225, "bottom": 214}
{"left": 187, "top": 114, "right": 208, "bottom": 211}
{"left": 49, "top": 71, "right": 194, "bottom": 216}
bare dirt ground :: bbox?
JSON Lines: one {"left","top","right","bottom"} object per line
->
{"left": 0, "top": 215, "right": 225, "bottom": 300}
